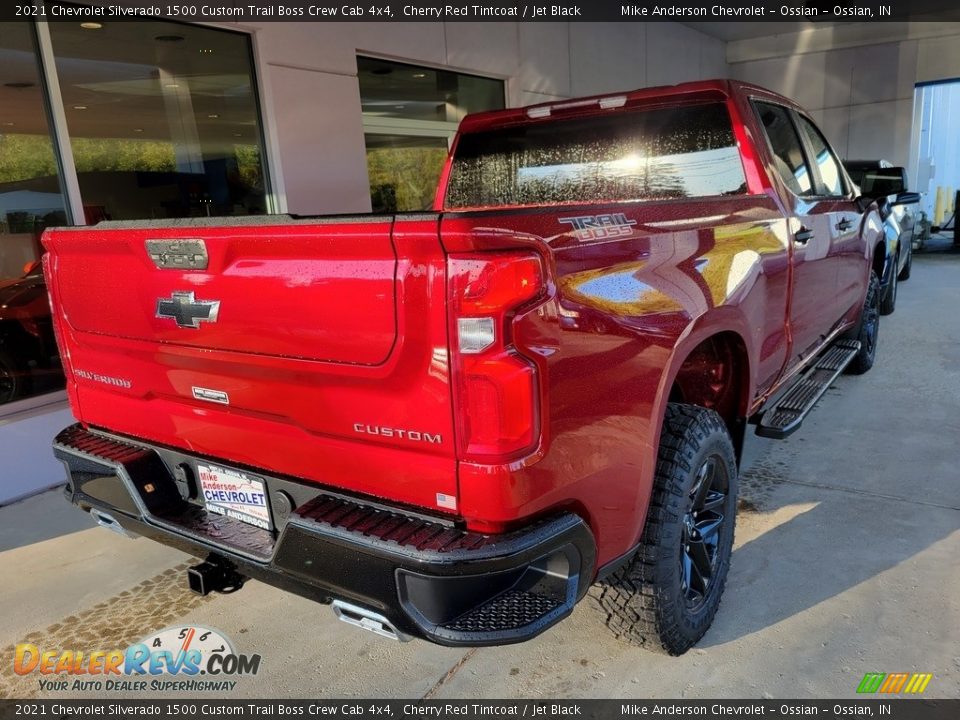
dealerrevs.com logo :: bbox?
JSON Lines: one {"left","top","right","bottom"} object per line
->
{"left": 14, "top": 625, "right": 261, "bottom": 693}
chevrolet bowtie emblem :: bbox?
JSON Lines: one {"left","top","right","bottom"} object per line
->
{"left": 156, "top": 291, "right": 220, "bottom": 329}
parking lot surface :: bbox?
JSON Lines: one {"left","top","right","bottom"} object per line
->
{"left": 2, "top": 243, "right": 959, "bottom": 700}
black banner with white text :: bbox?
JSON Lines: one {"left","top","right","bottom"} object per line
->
{"left": 1, "top": 700, "right": 959, "bottom": 720}
{"left": 7, "top": 0, "right": 960, "bottom": 23}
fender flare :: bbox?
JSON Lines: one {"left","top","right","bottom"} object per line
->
{"left": 645, "top": 309, "right": 756, "bottom": 471}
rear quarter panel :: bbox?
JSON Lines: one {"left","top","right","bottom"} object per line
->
{"left": 443, "top": 194, "right": 791, "bottom": 566}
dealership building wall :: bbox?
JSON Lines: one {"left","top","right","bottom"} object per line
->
{"left": 234, "top": 21, "right": 728, "bottom": 215}
{"left": 727, "top": 23, "right": 960, "bottom": 171}
{"left": 0, "top": 19, "right": 727, "bottom": 504}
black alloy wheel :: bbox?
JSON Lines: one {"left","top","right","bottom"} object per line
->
{"left": 847, "top": 271, "right": 880, "bottom": 375}
{"left": 861, "top": 279, "right": 880, "bottom": 360}
{"left": 680, "top": 455, "right": 729, "bottom": 611}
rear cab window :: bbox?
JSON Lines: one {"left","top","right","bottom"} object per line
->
{"left": 796, "top": 115, "right": 847, "bottom": 197}
{"left": 444, "top": 102, "right": 748, "bottom": 210}
{"left": 753, "top": 100, "right": 848, "bottom": 199}
{"left": 753, "top": 101, "right": 815, "bottom": 198}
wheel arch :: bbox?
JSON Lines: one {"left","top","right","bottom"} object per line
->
{"left": 655, "top": 317, "right": 755, "bottom": 465}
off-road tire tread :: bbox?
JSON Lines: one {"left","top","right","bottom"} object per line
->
{"left": 589, "top": 403, "right": 737, "bottom": 656}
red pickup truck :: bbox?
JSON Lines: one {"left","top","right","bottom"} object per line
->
{"left": 44, "top": 80, "right": 884, "bottom": 655}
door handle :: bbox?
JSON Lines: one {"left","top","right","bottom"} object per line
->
{"left": 836, "top": 218, "right": 853, "bottom": 231}
{"left": 794, "top": 226, "right": 814, "bottom": 245}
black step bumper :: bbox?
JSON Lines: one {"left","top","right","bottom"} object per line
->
{"left": 53, "top": 424, "right": 596, "bottom": 646}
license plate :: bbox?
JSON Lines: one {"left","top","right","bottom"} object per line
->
{"left": 197, "top": 464, "right": 272, "bottom": 531}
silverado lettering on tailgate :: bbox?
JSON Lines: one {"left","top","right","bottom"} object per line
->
{"left": 74, "top": 369, "right": 132, "bottom": 389}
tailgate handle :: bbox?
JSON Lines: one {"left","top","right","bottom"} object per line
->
{"left": 146, "top": 239, "right": 209, "bottom": 270}
{"left": 794, "top": 227, "right": 814, "bottom": 245}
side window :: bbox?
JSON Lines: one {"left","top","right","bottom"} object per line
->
{"left": 797, "top": 116, "right": 846, "bottom": 197}
{"left": 753, "top": 101, "right": 814, "bottom": 197}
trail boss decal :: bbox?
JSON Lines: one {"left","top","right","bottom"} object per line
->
{"left": 559, "top": 213, "right": 637, "bottom": 242}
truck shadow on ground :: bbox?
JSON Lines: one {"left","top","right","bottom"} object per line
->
{"left": 0, "top": 486, "right": 96, "bottom": 553}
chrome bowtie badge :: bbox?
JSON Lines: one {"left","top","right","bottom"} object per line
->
{"left": 156, "top": 291, "right": 220, "bottom": 329}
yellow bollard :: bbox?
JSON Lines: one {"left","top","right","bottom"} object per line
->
{"left": 948, "top": 187, "right": 955, "bottom": 217}
{"left": 933, "top": 186, "right": 945, "bottom": 225}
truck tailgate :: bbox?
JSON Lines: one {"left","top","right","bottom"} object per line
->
{"left": 43, "top": 215, "right": 459, "bottom": 513}
{"left": 53, "top": 220, "right": 396, "bottom": 364}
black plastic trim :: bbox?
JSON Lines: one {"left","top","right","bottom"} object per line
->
{"left": 53, "top": 424, "right": 596, "bottom": 646}
{"left": 755, "top": 339, "right": 860, "bottom": 439}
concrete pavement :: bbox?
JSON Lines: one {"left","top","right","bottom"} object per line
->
{"left": 1, "top": 242, "right": 958, "bottom": 700}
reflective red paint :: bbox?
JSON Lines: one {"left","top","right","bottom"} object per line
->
{"left": 44, "top": 80, "right": 881, "bottom": 571}
{"left": 45, "top": 217, "right": 460, "bottom": 514}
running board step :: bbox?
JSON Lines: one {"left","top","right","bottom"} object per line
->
{"left": 756, "top": 339, "right": 860, "bottom": 439}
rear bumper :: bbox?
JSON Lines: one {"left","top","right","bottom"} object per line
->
{"left": 53, "top": 424, "right": 596, "bottom": 646}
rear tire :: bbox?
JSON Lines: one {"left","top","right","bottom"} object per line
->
{"left": 590, "top": 403, "right": 737, "bottom": 655}
{"left": 847, "top": 271, "right": 880, "bottom": 375}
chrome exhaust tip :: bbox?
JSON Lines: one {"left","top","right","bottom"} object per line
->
{"left": 332, "top": 600, "right": 411, "bottom": 642}
{"left": 89, "top": 508, "right": 135, "bottom": 538}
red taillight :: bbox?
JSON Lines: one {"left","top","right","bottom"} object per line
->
{"left": 448, "top": 252, "right": 545, "bottom": 462}
{"left": 451, "top": 255, "right": 543, "bottom": 313}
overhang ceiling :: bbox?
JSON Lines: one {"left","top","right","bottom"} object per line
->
{"left": 685, "top": 1, "right": 960, "bottom": 42}
{"left": 682, "top": 22, "right": 835, "bottom": 42}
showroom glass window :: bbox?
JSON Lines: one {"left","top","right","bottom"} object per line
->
{"left": 48, "top": 12, "right": 269, "bottom": 221}
{"left": 358, "top": 57, "right": 504, "bottom": 212}
{"left": 0, "top": 22, "right": 68, "bottom": 406}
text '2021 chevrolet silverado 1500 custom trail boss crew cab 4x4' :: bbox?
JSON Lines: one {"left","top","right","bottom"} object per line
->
{"left": 43, "top": 80, "right": 883, "bottom": 655}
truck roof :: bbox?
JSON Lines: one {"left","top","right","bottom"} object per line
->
{"left": 457, "top": 79, "right": 802, "bottom": 133}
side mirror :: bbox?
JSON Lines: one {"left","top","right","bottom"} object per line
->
{"left": 860, "top": 166, "right": 907, "bottom": 197}
{"left": 893, "top": 191, "right": 920, "bottom": 206}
